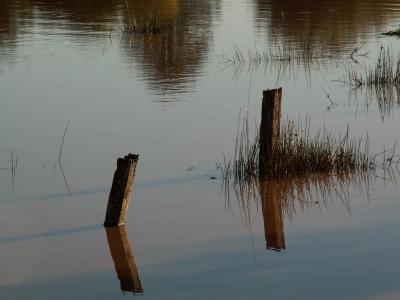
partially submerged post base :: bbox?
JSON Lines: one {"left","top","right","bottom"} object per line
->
{"left": 259, "top": 88, "right": 282, "bottom": 180}
{"left": 104, "top": 154, "right": 139, "bottom": 227}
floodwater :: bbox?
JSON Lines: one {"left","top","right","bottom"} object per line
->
{"left": 1, "top": 0, "right": 400, "bottom": 299}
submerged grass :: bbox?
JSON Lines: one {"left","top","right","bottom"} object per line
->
{"left": 223, "top": 43, "right": 339, "bottom": 68}
{"left": 346, "top": 46, "right": 400, "bottom": 88}
{"left": 217, "top": 110, "right": 399, "bottom": 182}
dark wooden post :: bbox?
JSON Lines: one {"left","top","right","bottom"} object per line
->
{"left": 104, "top": 154, "right": 139, "bottom": 227}
{"left": 259, "top": 88, "right": 282, "bottom": 180}
{"left": 105, "top": 226, "right": 143, "bottom": 293}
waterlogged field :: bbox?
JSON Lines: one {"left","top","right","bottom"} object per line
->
{"left": 1, "top": 0, "right": 400, "bottom": 299}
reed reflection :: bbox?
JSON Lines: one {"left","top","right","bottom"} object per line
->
{"left": 227, "top": 172, "right": 372, "bottom": 252}
{"left": 105, "top": 225, "right": 143, "bottom": 294}
{"left": 349, "top": 85, "right": 400, "bottom": 120}
{"left": 120, "top": 0, "right": 221, "bottom": 96}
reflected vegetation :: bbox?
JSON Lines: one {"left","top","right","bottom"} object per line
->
{"left": 349, "top": 85, "right": 400, "bottom": 120}
{"left": 30, "top": 0, "right": 120, "bottom": 33}
{"left": 0, "top": 0, "right": 221, "bottom": 95}
{"left": 120, "top": 0, "right": 221, "bottom": 96}
{"left": 225, "top": 171, "right": 376, "bottom": 252}
{"left": 105, "top": 226, "right": 143, "bottom": 294}
{"left": 254, "top": 0, "right": 400, "bottom": 51}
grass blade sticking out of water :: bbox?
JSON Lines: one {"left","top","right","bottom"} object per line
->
{"left": 59, "top": 121, "right": 72, "bottom": 195}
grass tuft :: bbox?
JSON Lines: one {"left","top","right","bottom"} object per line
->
{"left": 218, "top": 111, "right": 398, "bottom": 182}
{"left": 346, "top": 46, "right": 400, "bottom": 88}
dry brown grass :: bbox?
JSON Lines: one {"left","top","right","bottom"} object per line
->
{"left": 217, "top": 110, "right": 399, "bottom": 182}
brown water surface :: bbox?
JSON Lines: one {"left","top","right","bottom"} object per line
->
{"left": 1, "top": 0, "right": 400, "bottom": 299}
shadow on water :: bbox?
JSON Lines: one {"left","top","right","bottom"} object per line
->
{"left": 0, "top": 224, "right": 102, "bottom": 244}
{"left": 224, "top": 171, "right": 378, "bottom": 252}
{"left": 105, "top": 226, "right": 143, "bottom": 294}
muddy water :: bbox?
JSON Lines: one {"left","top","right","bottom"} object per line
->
{"left": 1, "top": 0, "right": 400, "bottom": 299}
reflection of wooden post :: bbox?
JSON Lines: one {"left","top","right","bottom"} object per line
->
{"left": 259, "top": 88, "right": 282, "bottom": 180}
{"left": 106, "top": 226, "right": 143, "bottom": 294}
{"left": 260, "top": 181, "right": 285, "bottom": 251}
{"left": 104, "top": 154, "right": 139, "bottom": 227}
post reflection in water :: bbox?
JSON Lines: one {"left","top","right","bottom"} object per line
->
{"left": 105, "top": 226, "right": 143, "bottom": 294}
{"left": 259, "top": 181, "right": 285, "bottom": 252}
{"left": 228, "top": 172, "right": 371, "bottom": 252}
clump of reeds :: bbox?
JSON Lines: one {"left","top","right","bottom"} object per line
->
{"left": 217, "top": 111, "right": 398, "bottom": 182}
{"left": 261, "top": 119, "right": 371, "bottom": 179}
{"left": 347, "top": 46, "right": 400, "bottom": 88}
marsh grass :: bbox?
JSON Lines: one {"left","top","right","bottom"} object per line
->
{"left": 346, "top": 46, "right": 400, "bottom": 88}
{"left": 217, "top": 110, "right": 399, "bottom": 182}
{"left": 223, "top": 43, "right": 348, "bottom": 83}
{"left": 223, "top": 44, "right": 339, "bottom": 68}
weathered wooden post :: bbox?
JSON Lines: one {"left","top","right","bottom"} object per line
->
{"left": 104, "top": 154, "right": 139, "bottom": 227}
{"left": 105, "top": 225, "right": 143, "bottom": 293}
{"left": 259, "top": 88, "right": 282, "bottom": 180}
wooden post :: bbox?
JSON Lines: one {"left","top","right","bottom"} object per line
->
{"left": 104, "top": 154, "right": 139, "bottom": 227}
{"left": 105, "top": 226, "right": 143, "bottom": 293}
{"left": 259, "top": 88, "right": 282, "bottom": 180}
